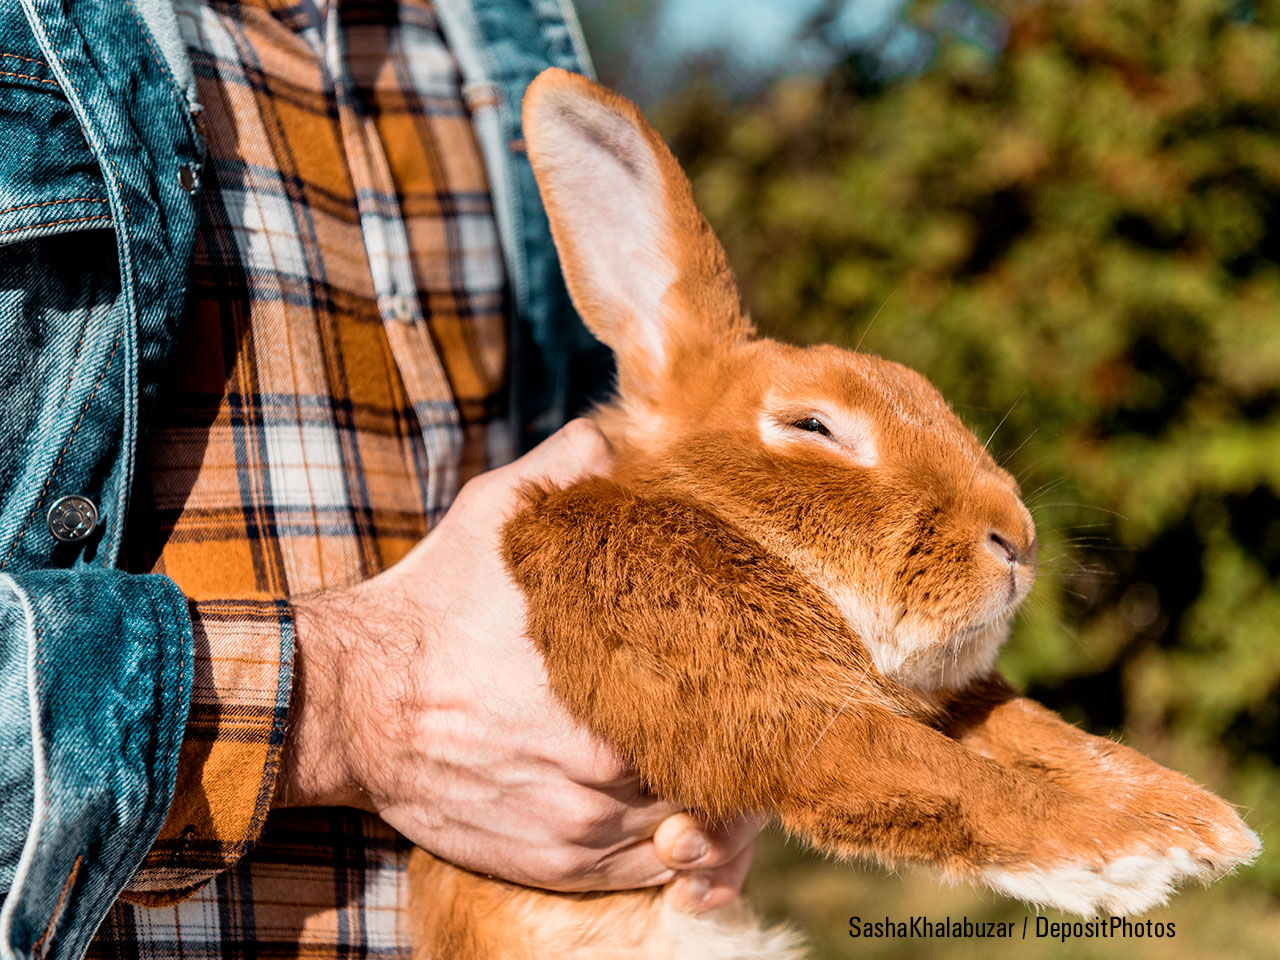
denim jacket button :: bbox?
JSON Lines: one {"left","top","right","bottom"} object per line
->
{"left": 388, "top": 293, "right": 414, "bottom": 323}
{"left": 179, "top": 164, "right": 201, "bottom": 194}
{"left": 47, "top": 495, "right": 99, "bottom": 543}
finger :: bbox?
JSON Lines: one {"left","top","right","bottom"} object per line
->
{"left": 590, "top": 791, "right": 684, "bottom": 846}
{"left": 551, "top": 782, "right": 682, "bottom": 851}
{"left": 665, "top": 835, "right": 757, "bottom": 914}
{"left": 444, "top": 418, "right": 614, "bottom": 539}
{"left": 555, "top": 726, "right": 637, "bottom": 787}
{"left": 537, "top": 727, "right": 682, "bottom": 829}
{"left": 652, "top": 811, "right": 765, "bottom": 870}
{"left": 545, "top": 837, "right": 678, "bottom": 893}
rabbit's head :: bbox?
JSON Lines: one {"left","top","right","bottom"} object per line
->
{"left": 524, "top": 70, "right": 1036, "bottom": 691}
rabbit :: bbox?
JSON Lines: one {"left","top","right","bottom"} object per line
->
{"left": 406, "top": 68, "right": 1261, "bottom": 960}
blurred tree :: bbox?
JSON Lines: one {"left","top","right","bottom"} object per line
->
{"left": 656, "top": 0, "right": 1280, "bottom": 894}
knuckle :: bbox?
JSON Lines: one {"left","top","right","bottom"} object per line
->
{"left": 530, "top": 845, "right": 590, "bottom": 886}
{"left": 563, "top": 792, "right": 624, "bottom": 841}
{"left": 583, "top": 738, "right": 632, "bottom": 785}
{"left": 559, "top": 416, "right": 604, "bottom": 444}
{"left": 560, "top": 729, "right": 634, "bottom": 787}
{"left": 449, "top": 474, "right": 488, "bottom": 511}
{"left": 449, "top": 469, "right": 513, "bottom": 521}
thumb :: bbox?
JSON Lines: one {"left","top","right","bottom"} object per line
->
{"left": 497, "top": 418, "right": 615, "bottom": 490}
{"left": 440, "top": 419, "right": 615, "bottom": 536}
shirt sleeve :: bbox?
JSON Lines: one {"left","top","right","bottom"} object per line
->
{"left": 120, "top": 598, "right": 294, "bottom": 903}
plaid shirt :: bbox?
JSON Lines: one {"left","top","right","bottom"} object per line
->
{"left": 89, "top": 0, "right": 506, "bottom": 954}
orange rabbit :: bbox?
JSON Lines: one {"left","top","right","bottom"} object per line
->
{"left": 407, "top": 68, "right": 1260, "bottom": 959}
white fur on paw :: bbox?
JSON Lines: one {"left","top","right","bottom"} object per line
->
{"left": 983, "top": 827, "right": 1262, "bottom": 917}
{"left": 660, "top": 901, "right": 807, "bottom": 960}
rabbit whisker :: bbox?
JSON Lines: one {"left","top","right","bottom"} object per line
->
{"left": 799, "top": 661, "right": 874, "bottom": 767}
{"left": 998, "top": 427, "right": 1040, "bottom": 468}
{"left": 967, "top": 393, "right": 1024, "bottom": 490}
{"left": 1022, "top": 474, "right": 1069, "bottom": 504}
{"left": 1034, "top": 502, "right": 1130, "bottom": 521}
{"left": 854, "top": 288, "right": 896, "bottom": 353}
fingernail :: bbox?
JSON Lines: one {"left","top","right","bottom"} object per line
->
{"left": 678, "top": 873, "right": 711, "bottom": 911}
{"left": 671, "top": 829, "right": 710, "bottom": 865}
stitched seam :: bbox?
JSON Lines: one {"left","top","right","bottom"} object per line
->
{"left": 0, "top": 215, "right": 112, "bottom": 238}
{"left": 59, "top": 303, "right": 96, "bottom": 404}
{"left": 122, "top": 0, "right": 178, "bottom": 94}
{"left": 25, "top": 4, "right": 131, "bottom": 219}
{"left": 122, "top": 0, "right": 203, "bottom": 163}
{"left": 0, "top": 53, "right": 48, "bottom": 67}
{"left": 31, "top": 855, "right": 81, "bottom": 960}
{"left": 0, "top": 332, "right": 124, "bottom": 570}
{"left": 0, "top": 69, "right": 55, "bottom": 85}
{"left": 123, "top": 0, "right": 204, "bottom": 153}
{"left": 0, "top": 198, "right": 109, "bottom": 217}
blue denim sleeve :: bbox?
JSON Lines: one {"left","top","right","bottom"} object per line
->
{"left": 0, "top": 569, "right": 193, "bottom": 960}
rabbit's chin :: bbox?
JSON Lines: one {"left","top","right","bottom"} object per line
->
{"left": 886, "top": 619, "right": 1011, "bottom": 691}
{"left": 825, "top": 582, "right": 1012, "bottom": 691}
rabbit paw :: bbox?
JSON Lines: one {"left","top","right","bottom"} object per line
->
{"left": 981, "top": 817, "right": 1261, "bottom": 916}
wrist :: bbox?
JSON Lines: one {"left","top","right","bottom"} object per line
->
{"left": 277, "top": 592, "right": 368, "bottom": 809}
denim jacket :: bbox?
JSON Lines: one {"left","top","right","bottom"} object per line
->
{"left": 0, "top": 2, "right": 602, "bottom": 958}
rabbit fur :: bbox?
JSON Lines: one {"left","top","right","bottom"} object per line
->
{"left": 407, "top": 68, "right": 1260, "bottom": 960}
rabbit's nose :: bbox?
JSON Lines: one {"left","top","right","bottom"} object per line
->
{"left": 985, "top": 528, "right": 1022, "bottom": 565}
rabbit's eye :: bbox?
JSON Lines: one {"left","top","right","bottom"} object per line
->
{"left": 792, "top": 417, "right": 833, "bottom": 438}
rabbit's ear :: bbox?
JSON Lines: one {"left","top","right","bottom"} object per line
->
{"left": 523, "top": 69, "right": 752, "bottom": 397}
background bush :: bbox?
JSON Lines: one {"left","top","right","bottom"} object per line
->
{"left": 582, "top": 0, "right": 1280, "bottom": 955}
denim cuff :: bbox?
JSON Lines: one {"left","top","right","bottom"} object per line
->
{"left": 0, "top": 569, "right": 192, "bottom": 960}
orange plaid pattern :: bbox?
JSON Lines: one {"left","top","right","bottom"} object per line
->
{"left": 93, "top": 0, "right": 506, "bottom": 953}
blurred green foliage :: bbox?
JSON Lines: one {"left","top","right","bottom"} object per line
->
{"left": 645, "top": 0, "right": 1280, "bottom": 929}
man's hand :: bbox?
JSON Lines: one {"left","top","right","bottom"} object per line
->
{"left": 277, "top": 419, "right": 757, "bottom": 912}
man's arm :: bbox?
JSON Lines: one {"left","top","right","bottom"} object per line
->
{"left": 0, "top": 420, "right": 754, "bottom": 960}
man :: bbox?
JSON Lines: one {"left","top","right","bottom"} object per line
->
{"left": 0, "top": 1, "right": 755, "bottom": 957}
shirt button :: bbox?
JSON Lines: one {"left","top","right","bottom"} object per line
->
{"left": 388, "top": 294, "right": 414, "bottom": 323}
{"left": 179, "top": 164, "right": 201, "bottom": 194}
{"left": 47, "top": 495, "right": 98, "bottom": 543}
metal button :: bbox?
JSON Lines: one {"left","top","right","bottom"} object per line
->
{"left": 47, "top": 495, "right": 98, "bottom": 543}
{"left": 388, "top": 294, "right": 414, "bottom": 323}
{"left": 179, "top": 164, "right": 201, "bottom": 194}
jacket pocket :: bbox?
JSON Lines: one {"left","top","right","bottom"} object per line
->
{"left": 0, "top": 53, "right": 114, "bottom": 242}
